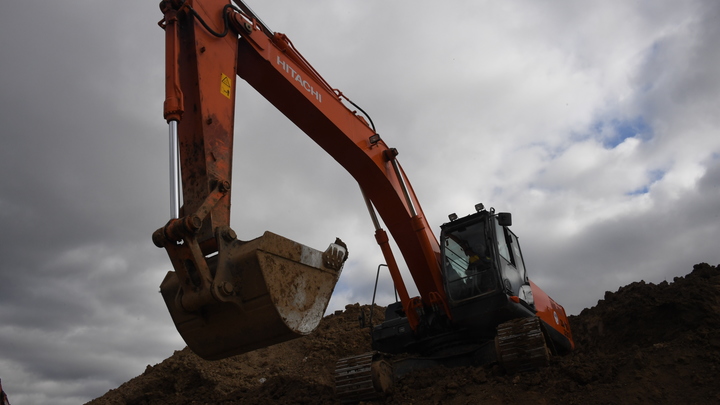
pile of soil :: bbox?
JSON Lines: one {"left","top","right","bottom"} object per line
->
{"left": 88, "top": 263, "right": 720, "bottom": 404}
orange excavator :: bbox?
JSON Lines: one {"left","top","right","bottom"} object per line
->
{"left": 0, "top": 379, "right": 10, "bottom": 405}
{"left": 153, "top": 0, "right": 574, "bottom": 401}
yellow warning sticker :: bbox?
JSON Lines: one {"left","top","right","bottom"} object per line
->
{"left": 220, "top": 73, "right": 232, "bottom": 99}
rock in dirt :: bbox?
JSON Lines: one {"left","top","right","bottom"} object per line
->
{"left": 88, "top": 263, "right": 720, "bottom": 405}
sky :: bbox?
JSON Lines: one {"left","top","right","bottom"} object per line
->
{"left": 1, "top": 0, "right": 719, "bottom": 403}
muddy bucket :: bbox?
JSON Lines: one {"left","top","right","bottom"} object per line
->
{"left": 160, "top": 231, "right": 346, "bottom": 360}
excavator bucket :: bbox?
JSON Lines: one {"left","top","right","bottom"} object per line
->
{"left": 160, "top": 231, "right": 346, "bottom": 360}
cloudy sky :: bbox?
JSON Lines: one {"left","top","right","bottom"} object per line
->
{"left": 1, "top": 0, "right": 719, "bottom": 403}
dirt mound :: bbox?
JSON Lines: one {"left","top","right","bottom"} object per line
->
{"left": 87, "top": 304, "right": 383, "bottom": 405}
{"left": 88, "top": 263, "right": 720, "bottom": 405}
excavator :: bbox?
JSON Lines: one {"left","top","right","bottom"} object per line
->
{"left": 0, "top": 378, "right": 10, "bottom": 405}
{"left": 152, "top": 0, "right": 574, "bottom": 402}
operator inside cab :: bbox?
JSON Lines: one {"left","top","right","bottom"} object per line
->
{"left": 444, "top": 229, "right": 496, "bottom": 301}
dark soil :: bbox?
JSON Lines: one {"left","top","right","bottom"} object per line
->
{"left": 88, "top": 263, "right": 720, "bottom": 405}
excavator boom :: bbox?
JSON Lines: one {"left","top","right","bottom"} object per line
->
{"left": 232, "top": 8, "right": 450, "bottom": 324}
{"left": 155, "top": 0, "right": 453, "bottom": 357}
{"left": 153, "top": 0, "right": 574, "bottom": 381}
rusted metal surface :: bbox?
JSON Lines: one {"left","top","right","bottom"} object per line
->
{"left": 167, "top": 0, "right": 239, "bottom": 245}
{"left": 159, "top": 230, "right": 346, "bottom": 360}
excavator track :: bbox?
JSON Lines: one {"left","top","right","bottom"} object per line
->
{"left": 495, "top": 316, "right": 550, "bottom": 373}
{"left": 334, "top": 352, "right": 393, "bottom": 404}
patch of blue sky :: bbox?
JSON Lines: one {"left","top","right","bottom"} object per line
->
{"left": 595, "top": 116, "right": 653, "bottom": 149}
{"left": 627, "top": 169, "right": 665, "bottom": 196}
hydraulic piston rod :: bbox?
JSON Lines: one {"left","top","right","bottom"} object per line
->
{"left": 168, "top": 120, "right": 181, "bottom": 219}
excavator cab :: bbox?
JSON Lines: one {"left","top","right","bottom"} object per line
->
{"left": 438, "top": 207, "right": 539, "bottom": 337}
{"left": 441, "top": 208, "right": 531, "bottom": 306}
{"left": 442, "top": 217, "right": 498, "bottom": 302}
{"left": 371, "top": 207, "right": 531, "bottom": 355}
{"left": 440, "top": 206, "right": 574, "bottom": 356}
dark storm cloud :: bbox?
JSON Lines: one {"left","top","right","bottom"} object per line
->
{"left": 0, "top": 1, "right": 174, "bottom": 403}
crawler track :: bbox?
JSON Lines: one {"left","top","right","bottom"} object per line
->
{"left": 495, "top": 316, "right": 550, "bottom": 373}
{"left": 334, "top": 352, "right": 393, "bottom": 404}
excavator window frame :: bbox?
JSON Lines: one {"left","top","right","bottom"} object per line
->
{"left": 495, "top": 219, "right": 513, "bottom": 264}
{"left": 493, "top": 218, "right": 531, "bottom": 296}
{"left": 440, "top": 216, "right": 499, "bottom": 303}
{"left": 507, "top": 231, "right": 528, "bottom": 283}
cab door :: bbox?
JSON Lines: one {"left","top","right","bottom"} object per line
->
{"left": 493, "top": 218, "right": 529, "bottom": 298}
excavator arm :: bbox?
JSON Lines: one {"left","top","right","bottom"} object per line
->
{"left": 154, "top": 0, "right": 449, "bottom": 360}
{"left": 230, "top": 4, "right": 451, "bottom": 325}
{"left": 154, "top": 0, "right": 352, "bottom": 360}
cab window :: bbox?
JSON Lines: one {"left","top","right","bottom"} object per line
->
{"left": 444, "top": 236, "right": 469, "bottom": 280}
{"left": 441, "top": 219, "right": 497, "bottom": 301}
{"left": 495, "top": 219, "right": 511, "bottom": 263}
{"left": 508, "top": 231, "right": 526, "bottom": 281}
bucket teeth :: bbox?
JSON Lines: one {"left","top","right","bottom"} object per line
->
{"left": 323, "top": 242, "right": 348, "bottom": 270}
